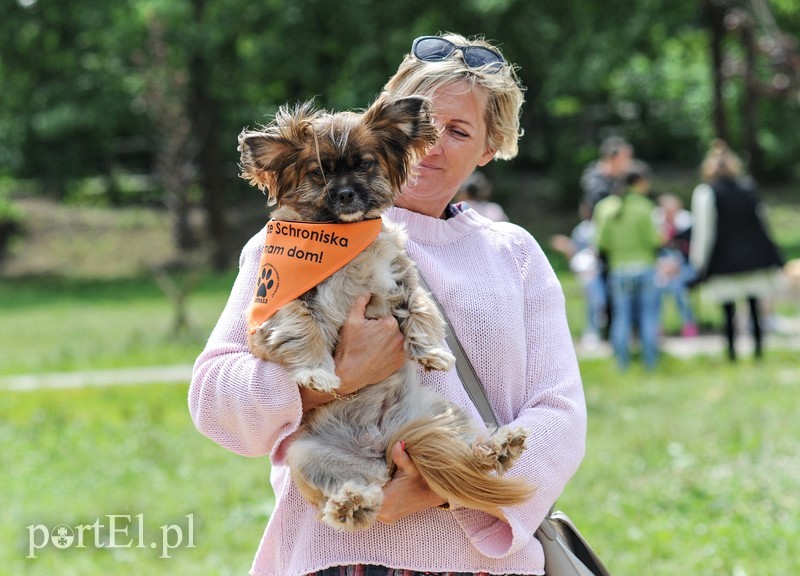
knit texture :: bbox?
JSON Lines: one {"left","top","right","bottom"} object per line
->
{"left": 189, "top": 206, "right": 587, "bottom": 576}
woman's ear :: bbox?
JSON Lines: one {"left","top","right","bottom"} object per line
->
{"left": 477, "top": 146, "right": 496, "bottom": 167}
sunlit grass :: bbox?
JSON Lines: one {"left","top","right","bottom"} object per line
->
{"left": 0, "top": 383, "right": 270, "bottom": 576}
{"left": 3, "top": 353, "right": 798, "bottom": 575}
{"left": 0, "top": 274, "right": 237, "bottom": 375}
{"left": 563, "top": 351, "right": 800, "bottom": 575}
{"left": 2, "top": 244, "right": 799, "bottom": 575}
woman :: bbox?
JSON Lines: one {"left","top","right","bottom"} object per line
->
{"left": 190, "top": 32, "right": 586, "bottom": 576}
{"left": 689, "top": 139, "right": 784, "bottom": 361}
{"left": 593, "top": 161, "right": 663, "bottom": 370}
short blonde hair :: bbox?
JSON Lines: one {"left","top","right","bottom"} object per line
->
{"left": 701, "top": 139, "right": 744, "bottom": 182}
{"left": 382, "top": 32, "right": 525, "bottom": 161}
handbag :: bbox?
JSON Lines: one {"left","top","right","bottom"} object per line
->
{"left": 418, "top": 276, "right": 611, "bottom": 576}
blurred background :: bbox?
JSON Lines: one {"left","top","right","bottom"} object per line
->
{"left": 1, "top": 0, "right": 799, "bottom": 274}
{"left": 1, "top": 1, "right": 800, "bottom": 575}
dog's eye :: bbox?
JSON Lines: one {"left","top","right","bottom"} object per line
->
{"left": 359, "top": 159, "right": 375, "bottom": 171}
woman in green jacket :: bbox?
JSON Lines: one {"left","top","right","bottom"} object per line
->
{"left": 594, "top": 161, "right": 663, "bottom": 370}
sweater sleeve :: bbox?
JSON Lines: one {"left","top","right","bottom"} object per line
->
{"left": 188, "top": 228, "right": 304, "bottom": 463}
{"left": 689, "top": 184, "right": 716, "bottom": 274}
{"left": 449, "top": 228, "right": 587, "bottom": 558}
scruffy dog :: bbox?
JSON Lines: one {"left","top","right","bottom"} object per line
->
{"left": 238, "top": 95, "right": 533, "bottom": 531}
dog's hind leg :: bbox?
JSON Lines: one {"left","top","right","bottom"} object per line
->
{"left": 287, "top": 433, "right": 389, "bottom": 531}
{"left": 473, "top": 425, "right": 529, "bottom": 475}
{"left": 321, "top": 481, "right": 384, "bottom": 531}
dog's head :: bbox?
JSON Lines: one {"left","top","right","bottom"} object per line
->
{"left": 238, "top": 96, "right": 438, "bottom": 222}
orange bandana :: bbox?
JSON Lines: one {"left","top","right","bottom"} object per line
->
{"left": 248, "top": 218, "right": 382, "bottom": 333}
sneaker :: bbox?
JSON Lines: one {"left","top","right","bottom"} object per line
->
{"left": 580, "top": 332, "right": 601, "bottom": 350}
{"left": 681, "top": 323, "right": 699, "bottom": 338}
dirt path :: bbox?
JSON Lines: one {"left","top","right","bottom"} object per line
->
{"left": 3, "top": 330, "right": 800, "bottom": 392}
{"left": 0, "top": 364, "right": 194, "bottom": 391}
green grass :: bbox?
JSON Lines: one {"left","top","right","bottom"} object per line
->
{"left": 1, "top": 383, "right": 270, "bottom": 576}
{"left": 562, "top": 352, "right": 800, "bottom": 575}
{"left": 0, "top": 273, "right": 238, "bottom": 375}
{"left": 3, "top": 350, "right": 799, "bottom": 575}
{"left": 2, "top": 208, "right": 799, "bottom": 575}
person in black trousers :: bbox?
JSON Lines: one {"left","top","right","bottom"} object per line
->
{"left": 689, "top": 139, "right": 785, "bottom": 361}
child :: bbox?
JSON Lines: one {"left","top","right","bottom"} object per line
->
{"left": 654, "top": 194, "right": 698, "bottom": 337}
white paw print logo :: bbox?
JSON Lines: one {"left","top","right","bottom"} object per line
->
{"left": 51, "top": 524, "right": 74, "bottom": 549}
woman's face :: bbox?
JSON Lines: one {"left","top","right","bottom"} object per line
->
{"left": 396, "top": 81, "right": 496, "bottom": 218}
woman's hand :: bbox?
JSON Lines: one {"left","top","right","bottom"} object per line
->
{"left": 334, "top": 293, "right": 406, "bottom": 392}
{"left": 378, "top": 441, "right": 509, "bottom": 523}
{"left": 300, "top": 293, "right": 405, "bottom": 412}
{"left": 377, "top": 441, "right": 447, "bottom": 524}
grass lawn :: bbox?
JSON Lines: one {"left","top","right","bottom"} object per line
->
{"left": 3, "top": 352, "right": 799, "bottom": 575}
{"left": 567, "top": 352, "right": 800, "bottom": 575}
{"left": 0, "top": 273, "right": 238, "bottom": 375}
{"left": 1, "top": 383, "right": 271, "bottom": 576}
{"left": 1, "top": 194, "right": 799, "bottom": 574}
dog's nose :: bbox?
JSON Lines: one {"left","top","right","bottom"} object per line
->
{"left": 335, "top": 187, "right": 356, "bottom": 204}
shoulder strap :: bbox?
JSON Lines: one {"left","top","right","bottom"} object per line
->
{"left": 420, "top": 275, "right": 566, "bottom": 523}
{"left": 417, "top": 275, "right": 498, "bottom": 427}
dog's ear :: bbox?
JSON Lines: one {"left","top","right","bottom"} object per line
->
{"left": 362, "top": 95, "right": 439, "bottom": 191}
{"left": 238, "top": 101, "right": 318, "bottom": 204}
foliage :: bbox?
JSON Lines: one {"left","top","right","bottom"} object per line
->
{"left": 0, "top": 186, "right": 23, "bottom": 224}
{"left": 0, "top": 186, "right": 23, "bottom": 262}
{"left": 607, "top": 28, "right": 714, "bottom": 163}
{"left": 2, "top": 0, "right": 799, "bottom": 211}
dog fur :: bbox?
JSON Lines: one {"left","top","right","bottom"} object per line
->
{"left": 238, "top": 95, "right": 533, "bottom": 531}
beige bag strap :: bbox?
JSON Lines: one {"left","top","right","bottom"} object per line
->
{"left": 417, "top": 276, "right": 613, "bottom": 575}
{"left": 417, "top": 275, "right": 498, "bottom": 427}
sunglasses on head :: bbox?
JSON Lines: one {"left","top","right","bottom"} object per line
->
{"left": 411, "top": 36, "right": 504, "bottom": 72}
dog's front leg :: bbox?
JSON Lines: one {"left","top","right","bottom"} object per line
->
{"left": 248, "top": 300, "right": 341, "bottom": 393}
{"left": 398, "top": 283, "right": 455, "bottom": 372}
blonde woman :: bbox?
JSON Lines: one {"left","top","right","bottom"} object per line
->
{"left": 190, "top": 32, "right": 586, "bottom": 576}
{"left": 689, "top": 139, "right": 784, "bottom": 361}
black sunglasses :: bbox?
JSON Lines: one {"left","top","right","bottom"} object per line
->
{"left": 411, "top": 36, "right": 504, "bottom": 72}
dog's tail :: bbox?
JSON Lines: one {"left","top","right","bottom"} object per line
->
{"left": 386, "top": 411, "right": 535, "bottom": 512}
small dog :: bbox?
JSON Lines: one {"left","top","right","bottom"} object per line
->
{"left": 238, "top": 95, "right": 533, "bottom": 531}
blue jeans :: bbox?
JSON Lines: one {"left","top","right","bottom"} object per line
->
{"left": 579, "top": 272, "right": 607, "bottom": 339}
{"left": 657, "top": 254, "right": 697, "bottom": 327}
{"left": 608, "top": 266, "right": 661, "bottom": 370}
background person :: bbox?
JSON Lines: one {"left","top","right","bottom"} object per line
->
{"left": 550, "top": 200, "right": 607, "bottom": 348}
{"left": 580, "top": 135, "right": 634, "bottom": 212}
{"left": 654, "top": 193, "right": 698, "bottom": 337}
{"left": 580, "top": 135, "right": 634, "bottom": 341}
{"left": 455, "top": 169, "right": 509, "bottom": 222}
{"left": 689, "top": 139, "right": 785, "bottom": 361}
{"left": 593, "top": 160, "right": 663, "bottom": 370}
{"left": 189, "top": 32, "right": 586, "bottom": 576}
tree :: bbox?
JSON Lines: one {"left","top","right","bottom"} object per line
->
{"left": 2, "top": 0, "right": 799, "bottom": 242}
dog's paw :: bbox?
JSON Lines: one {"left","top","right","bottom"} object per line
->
{"left": 412, "top": 347, "right": 455, "bottom": 372}
{"left": 294, "top": 368, "right": 340, "bottom": 394}
{"left": 247, "top": 327, "right": 272, "bottom": 361}
{"left": 473, "top": 425, "right": 528, "bottom": 475}
{"left": 321, "top": 481, "right": 383, "bottom": 531}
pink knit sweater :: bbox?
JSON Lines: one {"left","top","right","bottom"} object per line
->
{"left": 189, "top": 206, "right": 587, "bottom": 576}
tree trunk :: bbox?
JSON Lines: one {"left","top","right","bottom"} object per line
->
{"left": 704, "top": 0, "right": 729, "bottom": 142}
{"left": 740, "top": 23, "right": 762, "bottom": 175}
{"left": 190, "top": 0, "right": 229, "bottom": 271}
